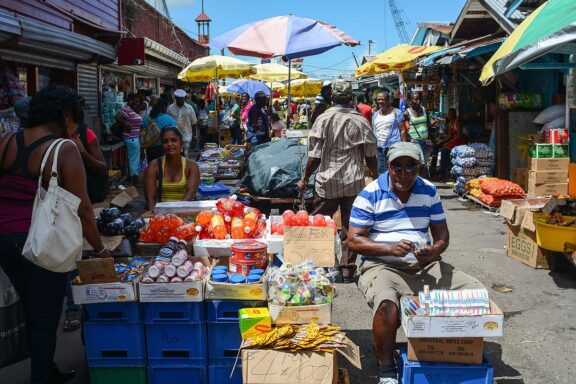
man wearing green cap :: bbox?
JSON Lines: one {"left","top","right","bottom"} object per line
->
{"left": 348, "top": 141, "right": 484, "bottom": 384}
{"left": 297, "top": 79, "right": 379, "bottom": 283}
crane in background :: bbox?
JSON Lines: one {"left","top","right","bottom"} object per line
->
{"left": 387, "top": 0, "right": 413, "bottom": 44}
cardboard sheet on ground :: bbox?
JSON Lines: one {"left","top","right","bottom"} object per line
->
{"left": 283, "top": 226, "right": 335, "bottom": 267}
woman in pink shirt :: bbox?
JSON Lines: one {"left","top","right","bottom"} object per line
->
{"left": 240, "top": 93, "right": 253, "bottom": 129}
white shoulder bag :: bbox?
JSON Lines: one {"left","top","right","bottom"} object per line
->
{"left": 23, "top": 139, "right": 83, "bottom": 273}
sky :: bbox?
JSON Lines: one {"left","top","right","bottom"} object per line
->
{"left": 153, "top": 0, "right": 467, "bottom": 80}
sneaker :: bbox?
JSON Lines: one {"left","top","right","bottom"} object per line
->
{"left": 378, "top": 377, "right": 398, "bottom": 384}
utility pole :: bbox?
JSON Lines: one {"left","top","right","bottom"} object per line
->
{"left": 368, "top": 40, "right": 375, "bottom": 55}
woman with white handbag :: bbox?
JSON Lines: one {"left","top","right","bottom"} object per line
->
{"left": 0, "top": 86, "right": 110, "bottom": 384}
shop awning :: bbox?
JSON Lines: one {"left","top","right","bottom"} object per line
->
{"left": 144, "top": 38, "right": 189, "bottom": 69}
{"left": 419, "top": 36, "right": 504, "bottom": 67}
{"left": 0, "top": 9, "right": 20, "bottom": 43}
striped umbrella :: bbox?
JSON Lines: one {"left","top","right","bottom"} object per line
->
{"left": 211, "top": 15, "right": 358, "bottom": 60}
{"left": 480, "top": 0, "right": 576, "bottom": 84}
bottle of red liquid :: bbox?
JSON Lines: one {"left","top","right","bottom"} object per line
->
{"left": 282, "top": 210, "right": 297, "bottom": 227}
{"left": 216, "top": 195, "right": 245, "bottom": 216}
{"left": 296, "top": 210, "right": 310, "bottom": 226}
{"left": 209, "top": 212, "right": 227, "bottom": 240}
{"left": 231, "top": 216, "right": 245, "bottom": 239}
{"left": 255, "top": 217, "right": 267, "bottom": 238}
{"left": 194, "top": 210, "right": 214, "bottom": 239}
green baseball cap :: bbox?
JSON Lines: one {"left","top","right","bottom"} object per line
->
{"left": 387, "top": 142, "right": 422, "bottom": 163}
{"left": 332, "top": 80, "right": 352, "bottom": 96}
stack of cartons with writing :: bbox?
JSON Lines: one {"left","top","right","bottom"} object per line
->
{"left": 398, "top": 293, "right": 504, "bottom": 384}
{"left": 527, "top": 128, "right": 570, "bottom": 196}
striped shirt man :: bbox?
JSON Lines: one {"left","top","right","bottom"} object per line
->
{"left": 308, "top": 105, "right": 377, "bottom": 199}
{"left": 119, "top": 106, "right": 142, "bottom": 140}
{"left": 350, "top": 171, "right": 446, "bottom": 264}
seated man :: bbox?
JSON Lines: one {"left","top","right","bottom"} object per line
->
{"left": 348, "top": 142, "right": 484, "bottom": 384}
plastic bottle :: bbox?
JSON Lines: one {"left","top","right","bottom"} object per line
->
{"left": 156, "top": 274, "right": 170, "bottom": 283}
{"left": 282, "top": 210, "right": 297, "bottom": 226}
{"left": 209, "top": 212, "right": 227, "bottom": 240}
{"left": 176, "top": 260, "right": 194, "bottom": 278}
{"left": 170, "top": 276, "right": 183, "bottom": 282}
{"left": 255, "top": 217, "right": 267, "bottom": 238}
{"left": 149, "top": 214, "right": 165, "bottom": 231}
{"left": 164, "top": 264, "right": 177, "bottom": 278}
{"left": 175, "top": 223, "right": 197, "bottom": 241}
{"left": 243, "top": 216, "right": 257, "bottom": 238}
{"left": 158, "top": 237, "right": 179, "bottom": 258}
{"left": 216, "top": 195, "right": 242, "bottom": 216}
{"left": 231, "top": 216, "right": 245, "bottom": 239}
{"left": 194, "top": 211, "right": 214, "bottom": 237}
{"left": 148, "top": 261, "right": 168, "bottom": 278}
{"left": 296, "top": 210, "right": 310, "bottom": 226}
{"left": 171, "top": 240, "right": 188, "bottom": 266}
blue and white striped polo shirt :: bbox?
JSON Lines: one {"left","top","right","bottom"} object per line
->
{"left": 350, "top": 172, "right": 446, "bottom": 264}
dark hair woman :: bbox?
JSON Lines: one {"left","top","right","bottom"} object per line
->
{"left": 144, "top": 127, "right": 200, "bottom": 210}
{"left": 0, "top": 85, "right": 109, "bottom": 384}
{"left": 143, "top": 98, "right": 177, "bottom": 162}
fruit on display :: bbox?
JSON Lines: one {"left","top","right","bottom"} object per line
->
{"left": 271, "top": 210, "right": 337, "bottom": 235}
{"left": 140, "top": 214, "right": 194, "bottom": 243}
{"left": 195, "top": 196, "right": 265, "bottom": 240}
{"left": 96, "top": 208, "right": 145, "bottom": 240}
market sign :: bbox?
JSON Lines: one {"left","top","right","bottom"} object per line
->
{"left": 283, "top": 226, "right": 335, "bottom": 267}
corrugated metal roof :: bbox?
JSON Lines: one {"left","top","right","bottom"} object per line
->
{"left": 480, "top": 0, "right": 541, "bottom": 31}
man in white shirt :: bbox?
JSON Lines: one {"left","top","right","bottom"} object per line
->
{"left": 168, "top": 89, "right": 197, "bottom": 157}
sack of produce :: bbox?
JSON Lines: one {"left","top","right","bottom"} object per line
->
{"left": 533, "top": 104, "right": 565, "bottom": 124}
{"left": 479, "top": 179, "right": 525, "bottom": 198}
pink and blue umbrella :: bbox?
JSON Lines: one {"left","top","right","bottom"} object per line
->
{"left": 211, "top": 14, "right": 359, "bottom": 60}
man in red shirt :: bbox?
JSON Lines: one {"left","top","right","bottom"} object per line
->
{"left": 356, "top": 93, "right": 373, "bottom": 123}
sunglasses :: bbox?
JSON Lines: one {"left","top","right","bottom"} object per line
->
{"left": 390, "top": 162, "right": 419, "bottom": 173}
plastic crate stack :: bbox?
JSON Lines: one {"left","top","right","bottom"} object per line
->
{"left": 143, "top": 302, "right": 207, "bottom": 384}
{"left": 205, "top": 300, "right": 266, "bottom": 384}
{"left": 83, "top": 302, "right": 146, "bottom": 384}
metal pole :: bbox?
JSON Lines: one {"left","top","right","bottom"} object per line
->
{"left": 287, "top": 60, "right": 292, "bottom": 129}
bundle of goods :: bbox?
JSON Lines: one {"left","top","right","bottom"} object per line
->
{"left": 242, "top": 323, "right": 347, "bottom": 352}
{"left": 266, "top": 261, "right": 337, "bottom": 306}
{"left": 451, "top": 143, "right": 495, "bottom": 194}
{"left": 210, "top": 240, "right": 267, "bottom": 283}
{"left": 477, "top": 178, "right": 525, "bottom": 207}
{"left": 401, "top": 288, "right": 490, "bottom": 317}
{"left": 141, "top": 237, "right": 209, "bottom": 283}
{"left": 465, "top": 177, "right": 497, "bottom": 198}
{"left": 195, "top": 196, "right": 266, "bottom": 240}
{"left": 270, "top": 210, "right": 337, "bottom": 236}
{"left": 139, "top": 213, "right": 196, "bottom": 243}
{"left": 96, "top": 207, "right": 145, "bottom": 241}
{"left": 114, "top": 257, "right": 149, "bottom": 281}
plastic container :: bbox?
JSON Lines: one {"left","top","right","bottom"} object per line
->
{"left": 89, "top": 366, "right": 146, "bottom": 384}
{"left": 208, "top": 363, "right": 242, "bottom": 384}
{"left": 398, "top": 346, "right": 494, "bottom": 384}
{"left": 145, "top": 322, "right": 207, "bottom": 366}
{"left": 246, "top": 274, "right": 261, "bottom": 283}
{"left": 198, "top": 183, "right": 230, "bottom": 196}
{"left": 84, "top": 322, "right": 146, "bottom": 367}
{"left": 230, "top": 240, "right": 268, "bottom": 270}
{"left": 250, "top": 269, "right": 265, "bottom": 276}
{"left": 84, "top": 302, "right": 141, "bottom": 323}
{"left": 534, "top": 214, "right": 576, "bottom": 252}
{"left": 143, "top": 302, "right": 204, "bottom": 323}
{"left": 211, "top": 273, "right": 228, "bottom": 283}
{"left": 213, "top": 266, "right": 228, "bottom": 274}
{"left": 228, "top": 274, "right": 246, "bottom": 284}
{"left": 148, "top": 366, "right": 207, "bottom": 384}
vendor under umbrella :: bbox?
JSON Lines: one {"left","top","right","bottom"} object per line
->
{"left": 144, "top": 128, "right": 200, "bottom": 210}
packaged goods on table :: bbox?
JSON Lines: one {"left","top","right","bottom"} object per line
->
{"left": 242, "top": 323, "right": 347, "bottom": 352}
{"left": 141, "top": 237, "right": 209, "bottom": 283}
{"left": 113, "top": 257, "right": 149, "bottom": 282}
{"left": 209, "top": 240, "right": 267, "bottom": 284}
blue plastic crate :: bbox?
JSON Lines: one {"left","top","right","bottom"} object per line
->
{"left": 148, "top": 366, "right": 207, "bottom": 384}
{"left": 208, "top": 363, "right": 243, "bottom": 384}
{"left": 84, "top": 322, "right": 146, "bottom": 367}
{"left": 145, "top": 322, "right": 207, "bottom": 366}
{"left": 399, "top": 346, "right": 494, "bottom": 384}
{"left": 206, "top": 322, "right": 242, "bottom": 363}
{"left": 205, "top": 300, "right": 266, "bottom": 322}
{"left": 84, "top": 302, "right": 141, "bottom": 323}
{"left": 143, "top": 302, "right": 204, "bottom": 324}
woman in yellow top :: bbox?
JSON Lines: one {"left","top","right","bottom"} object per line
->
{"left": 144, "top": 127, "right": 200, "bottom": 210}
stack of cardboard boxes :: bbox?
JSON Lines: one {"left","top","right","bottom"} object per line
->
{"left": 525, "top": 129, "right": 570, "bottom": 196}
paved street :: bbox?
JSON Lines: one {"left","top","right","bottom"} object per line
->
{"left": 1, "top": 186, "right": 575, "bottom": 384}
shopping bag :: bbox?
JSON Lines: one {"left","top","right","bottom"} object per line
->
{"left": 0, "top": 266, "right": 28, "bottom": 368}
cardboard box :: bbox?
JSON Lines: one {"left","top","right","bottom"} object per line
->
{"left": 138, "top": 256, "right": 209, "bottom": 302}
{"left": 204, "top": 257, "right": 267, "bottom": 300}
{"left": 401, "top": 300, "right": 504, "bottom": 338}
{"left": 500, "top": 198, "right": 549, "bottom": 227}
{"left": 527, "top": 182, "right": 568, "bottom": 197}
{"left": 514, "top": 168, "right": 528, "bottom": 190}
{"left": 506, "top": 219, "right": 551, "bottom": 269}
{"left": 527, "top": 133, "right": 543, "bottom": 143}
{"left": 528, "top": 143, "right": 553, "bottom": 158}
{"left": 242, "top": 349, "right": 337, "bottom": 384}
{"left": 110, "top": 186, "right": 139, "bottom": 208}
{"left": 266, "top": 215, "right": 338, "bottom": 257}
{"left": 528, "top": 170, "right": 568, "bottom": 185}
{"left": 528, "top": 157, "right": 570, "bottom": 171}
{"left": 241, "top": 337, "right": 361, "bottom": 384}
{"left": 545, "top": 128, "right": 569, "bottom": 144}
{"left": 268, "top": 303, "right": 332, "bottom": 325}
{"left": 407, "top": 337, "right": 484, "bottom": 365}
{"left": 570, "top": 163, "right": 576, "bottom": 197}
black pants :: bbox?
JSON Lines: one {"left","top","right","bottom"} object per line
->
{"left": 230, "top": 123, "right": 244, "bottom": 144}
{"left": 0, "top": 233, "right": 68, "bottom": 384}
{"left": 312, "top": 195, "right": 357, "bottom": 277}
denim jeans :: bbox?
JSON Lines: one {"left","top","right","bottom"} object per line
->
{"left": 0, "top": 233, "right": 68, "bottom": 384}
{"left": 376, "top": 147, "right": 389, "bottom": 175}
{"left": 124, "top": 137, "right": 140, "bottom": 176}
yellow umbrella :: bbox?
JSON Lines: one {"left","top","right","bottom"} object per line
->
{"left": 250, "top": 63, "right": 307, "bottom": 82}
{"left": 279, "top": 78, "right": 323, "bottom": 97}
{"left": 270, "top": 81, "right": 284, "bottom": 91}
{"left": 354, "top": 45, "right": 441, "bottom": 77}
{"left": 178, "top": 55, "right": 254, "bottom": 82}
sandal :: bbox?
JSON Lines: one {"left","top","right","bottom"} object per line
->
{"left": 63, "top": 312, "right": 81, "bottom": 333}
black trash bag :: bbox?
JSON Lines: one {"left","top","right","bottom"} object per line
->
{"left": 0, "top": 267, "right": 28, "bottom": 369}
{"left": 242, "top": 139, "right": 314, "bottom": 198}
